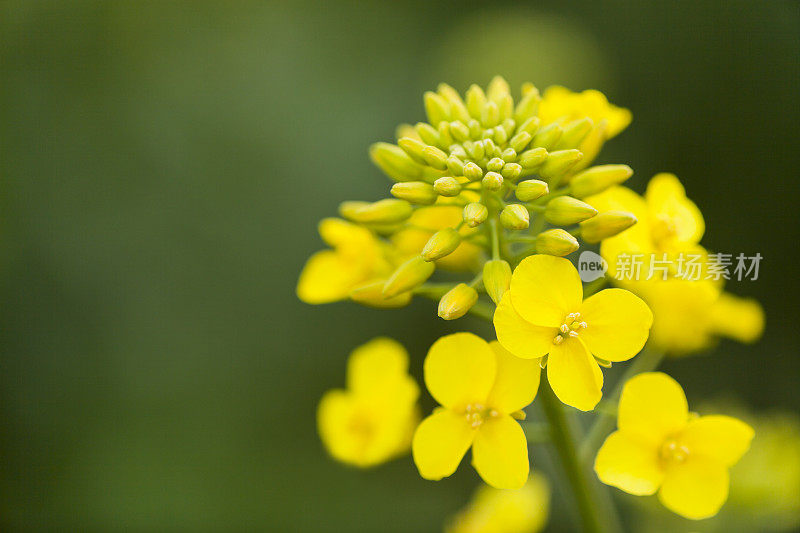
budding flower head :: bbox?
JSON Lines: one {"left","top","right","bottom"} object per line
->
{"left": 382, "top": 255, "right": 436, "bottom": 298}
{"left": 422, "top": 228, "right": 461, "bottom": 261}
{"left": 464, "top": 202, "right": 488, "bottom": 227}
{"left": 535, "top": 229, "right": 579, "bottom": 256}
{"left": 390, "top": 181, "right": 438, "bottom": 205}
{"left": 500, "top": 204, "right": 530, "bottom": 230}
{"left": 544, "top": 195, "right": 598, "bottom": 225}
{"left": 438, "top": 283, "right": 479, "bottom": 320}
{"left": 340, "top": 199, "right": 413, "bottom": 224}
{"left": 570, "top": 164, "right": 634, "bottom": 198}
{"left": 579, "top": 210, "right": 637, "bottom": 243}
{"left": 483, "top": 259, "right": 512, "bottom": 305}
{"left": 515, "top": 179, "right": 549, "bottom": 202}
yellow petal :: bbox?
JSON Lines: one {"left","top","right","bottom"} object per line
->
{"left": 578, "top": 288, "right": 653, "bottom": 362}
{"left": 471, "top": 415, "right": 529, "bottom": 489}
{"left": 658, "top": 456, "right": 729, "bottom": 520}
{"left": 412, "top": 409, "right": 476, "bottom": 481}
{"left": 546, "top": 338, "right": 602, "bottom": 411}
{"left": 425, "top": 333, "right": 496, "bottom": 409}
{"left": 645, "top": 173, "right": 705, "bottom": 244}
{"left": 709, "top": 292, "right": 765, "bottom": 344}
{"left": 485, "top": 341, "right": 541, "bottom": 414}
{"left": 296, "top": 250, "right": 369, "bottom": 304}
{"left": 510, "top": 255, "right": 582, "bottom": 327}
{"left": 594, "top": 431, "right": 664, "bottom": 495}
{"left": 493, "top": 293, "right": 556, "bottom": 359}
{"left": 318, "top": 217, "right": 374, "bottom": 249}
{"left": 681, "top": 415, "right": 754, "bottom": 467}
{"left": 618, "top": 372, "right": 688, "bottom": 445}
{"left": 346, "top": 337, "right": 415, "bottom": 398}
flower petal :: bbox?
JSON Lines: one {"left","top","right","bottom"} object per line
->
{"left": 493, "top": 293, "right": 556, "bottom": 359}
{"left": 618, "top": 372, "right": 688, "bottom": 445}
{"left": 645, "top": 173, "right": 705, "bottom": 244}
{"left": 412, "top": 409, "right": 476, "bottom": 481}
{"left": 471, "top": 415, "right": 529, "bottom": 489}
{"left": 546, "top": 339, "right": 603, "bottom": 411}
{"left": 485, "top": 341, "right": 541, "bottom": 414}
{"left": 658, "top": 456, "right": 729, "bottom": 520}
{"left": 425, "top": 333, "right": 496, "bottom": 409}
{"left": 510, "top": 255, "right": 582, "bottom": 327}
{"left": 346, "top": 337, "right": 409, "bottom": 393}
{"left": 594, "top": 431, "right": 664, "bottom": 495}
{"left": 578, "top": 288, "right": 653, "bottom": 362}
{"left": 681, "top": 415, "right": 754, "bottom": 467}
{"left": 296, "top": 250, "right": 368, "bottom": 304}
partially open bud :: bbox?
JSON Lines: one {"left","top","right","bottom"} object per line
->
{"left": 544, "top": 196, "right": 598, "bottom": 225}
{"left": 539, "top": 149, "right": 583, "bottom": 179}
{"left": 433, "top": 176, "right": 462, "bottom": 197}
{"left": 464, "top": 202, "right": 488, "bottom": 227}
{"left": 422, "top": 228, "right": 461, "bottom": 261}
{"left": 482, "top": 171, "right": 504, "bottom": 191}
{"left": 390, "top": 181, "right": 437, "bottom": 205}
{"left": 369, "top": 142, "right": 424, "bottom": 182}
{"left": 438, "top": 283, "right": 479, "bottom": 320}
{"left": 570, "top": 164, "right": 634, "bottom": 198}
{"left": 518, "top": 147, "right": 548, "bottom": 169}
{"left": 463, "top": 161, "right": 484, "bottom": 181}
{"left": 483, "top": 259, "right": 512, "bottom": 304}
{"left": 515, "top": 179, "right": 549, "bottom": 202}
{"left": 535, "top": 229, "right": 580, "bottom": 256}
{"left": 579, "top": 210, "right": 637, "bottom": 243}
{"left": 350, "top": 280, "right": 412, "bottom": 308}
{"left": 339, "top": 199, "right": 413, "bottom": 224}
{"left": 500, "top": 204, "right": 530, "bottom": 230}
{"left": 382, "top": 255, "right": 435, "bottom": 298}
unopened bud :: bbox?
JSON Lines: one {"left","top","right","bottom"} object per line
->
{"left": 339, "top": 199, "right": 413, "bottom": 224}
{"left": 517, "top": 116, "right": 540, "bottom": 136}
{"left": 466, "top": 84, "right": 487, "bottom": 119}
{"left": 424, "top": 91, "right": 450, "bottom": 126}
{"left": 437, "top": 83, "right": 470, "bottom": 123}
{"left": 483, "top": 259, "right": 512, "bottom": 304}
{"left": 433, "top": 176, "right": 462, "bottom": 197}
{"left": 449, "top": 120, "right": 470, "bottom": 142}
{"left": 350, "top": 280, "right": 412, "bottom": 308}
{"left": 570, "top": 165, "right": 634, "bottom": 198}
{"left": 518, "top": 147, "right": 548, "bottom": 169}
{"left": 438, "top": 283, "right": 478, "bottom": 320}
{"left": 463, "top": 202, "right": 488, "bottom": 227}
{"left": 422, "top": 145, "right": 449, "bottom": 170}
{"left": 487, "top": 157, "right": 505, "bottom": 172}
{"left": 514, "top": 90, "right": 541, "bottom": 123}
{"left": 369, "top": 142, "right": 424, "bottom": 182}
{"left": 500, "top": 204, "right": 530, "bottom": 230}
{"left": 579, "top": 211, "right": 637, "bottom": 243}
{"left": 382, "top": 255, "right": 435, "bottom": 298}
{"left": 500, "top": 147, "right": 517, "bottom": 162}
{"left": 509, "top": 131, "right": 532, "bottom": 152}
{"left": 492, "top": 123, "right": 508, "bottom": 144}
{"left": 532, "top": 123, "right": 563, "bottom": 150}
{"left": 466, "top": 139, "right": 485, "bottom": 160}
{"left": 397, "top": 137, "right": 428, "bottom": 164}
{"left": 445, "top": 155, "right": 465, "bottom": 176}
{"left": 421, "top": 228, "right": 461, "bottom": 261}
{"left": 538, "top": 149, "right": 583, "bottom": 179}
{"left": 463, "top": 161, "right": 484, "bottom": 181}
{"left": 535, "top": 229, "right": 579, "bottom": 256}
{"left": 414, "top": 122, "right": 440, "bottom": 146}
{"left": 515, "top": 179, "right": 549, "bottom": 201}
{"left": 482, "top": 171, "right": 504, "bottom": 191}
{"left": 544, "top": 196, "right": 598, "bottom": 225}
{"left": 390, "top": 181, "right": 438, "bottom": 205}
{"left": 501, "top": 163, "right": 522, "bottom": 181}
{"left": 554, "top": 117, "right": 593, "bottom": 150}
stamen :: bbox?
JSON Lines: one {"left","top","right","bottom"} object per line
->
{"left": 553, "top": 335, "right": 564, "bottom": 345}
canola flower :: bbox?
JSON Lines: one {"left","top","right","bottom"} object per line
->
{"left": 594, "top": 372, "right": 753, "bottom": 519}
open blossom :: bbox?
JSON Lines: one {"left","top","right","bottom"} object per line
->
{"left": 494, "top": 255, "right": 652, "bottom": 411}
{"left": 594, "top": 372, "right": 754, "bottom": 519}
{"left": 317, "top": 338, "right": 419, "bottom": 468}
{"left": 412, "top": 333, "right": 540, "bottom": 489}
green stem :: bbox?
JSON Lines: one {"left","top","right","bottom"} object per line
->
{"left": 519, "top": 421, "right": 550, "bottom": 443}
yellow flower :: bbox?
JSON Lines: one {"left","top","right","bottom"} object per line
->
{"left": 446, "top": 474, "right": 550, "bottom": 533}
{"left": 539, "top": 86, "right": 632, "bottom": 140}
{"left": 594, "top": 372, "right": 754, "bottom": 520}
{"left": 296, "top": 218, "right": 410, "bottom": 307}
{"left": 317, "top": 338, "right": 420, "bottom": 468}
{"left": 494, "top": 255, "right": 652, "bottom": 411}
{"left": 412, "top": 333, "right": 540, "bottom": 489}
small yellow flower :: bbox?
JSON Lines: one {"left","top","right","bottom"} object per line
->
{"left": 317, "top": 338, "right": 420, "bottom": 468}
{"left": 539, "top": 86, "right": 632, "bottom": 139}
{"left": 594, "top": 372, "right": 754, "bottom": 520}
{"left": 412, "top": 333, "right": 540, "bottom": 489}
{"left": 494, "top": 255, "right": 652, "bottom": 411}
{"left": 446, "top": 474, "right": 550, "bottom": 533}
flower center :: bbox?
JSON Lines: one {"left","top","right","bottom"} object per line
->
{"left": 464, "top": 403, "right": 499, "bottom": 428}
{"left": 553, "top": 312, "right": 588, "bottom": 345}
{"left": 652, "top": 214, "right": 678, "bottom": 246}
{"left": 659, "top": 438, "right": 690, "bottom": 464}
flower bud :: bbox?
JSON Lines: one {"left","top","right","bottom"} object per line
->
{"left": 509, "top": 131, "right": 532, "bottom": 152}
{"left": 514, "top": 91, "right": 540, "bottom": 123}
{"left": 492, "top": 122, "right": 508, "bottom": 144}
{"left": 414, "top": 122, "right": 440, "bottom": 146}
{"left": 397, "top": 137, "right": 428, "bottom": 164}
{"left": 518, "top": 147, "right": 548, "bottom": 169}
{"left": 446, "top": 155, "right": 465, "bottom": 176}
{"left": 482, "top": 171, "right": 504, "bottom": 191}
{"left": 339, "top": 199, "right": 413, "bottom": 224}
{"left": 466, "top": 139, "right": 485, "bottom": 160}
{"left": 501, "top": 163, "right": 522, "bottom": 181}
{"left": 382, "top": 255, "right": 435, "bottom": 298}
{"left": 369, "top": 142, "right": 424, "bottom": 182}
{"left": 500, "top": 204, "right": 530, "bottom": 230}
{"left": 449, "top": 120, "right": 470, "bottom": 142}
{"left": 421, "top": 228, "right": 461, "bottom": 261}
{"left": 422, "top": 145, "right": 449, "bottom": 170}
{"left": 538, "top": 149, "right": 583, "bottom": 180}
{"left": 433, "top": 176, "right": 462, "bottom": 197}
{"left": 483, "top": 138, "right": 500, "bottom": 158}
{"left": 579, "top": 210, "right": 637, "bottom": 243}
{"left": 483, "top": 259, "right": 512, "bottom": 304}
{"left": 438, "top": 283, "right": 479, "bottom": 320}
{"left": 482, "top": 101, "right": 500, "bottom": 128}
{"left": 463, "top": 161, "right": 484, "bottom": 181}
{"left": 423, "top": 91, "right": 450, "bottom": 126}
{"left": 570, "top": 165, "right": 634, "bottom": 198}
{"left": 500, "top": 147, "right": 517, "bottom": 162}
{"left": 515, "top": 179, "right": 549, "bottom": 201}
{"left": 517, "top": 116, "right": 540, "bottom": 136}
{"left": 544, "top": 196, "right": 598, "bottom": 225}
{"left": 535, "top": 229, "right": 579, "bottom": 256}
{"left": 390, "top": 181, "right": 438, "bottom": 205}
{"left": 350, "top": 280, "right": 412, "bottom": 308}
{"left": 487, "top": 157, "right": 505, "bottom": 172}
{"left": 463, "top": 202, "right": 488, "bottom": 227}
{"left": 466, "top": 84, "right": 487, "bottom": 119}
{"left": 554, "top": 117, "right": 593, "bottom": 150}
{"left": 532, "top": 123, "right": 563, "bottom": 150}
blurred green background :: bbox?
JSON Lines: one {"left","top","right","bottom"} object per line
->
{"left": 1, "top": 1, "right": 798, "bottom": 531}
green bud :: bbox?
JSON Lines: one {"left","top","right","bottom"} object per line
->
{"left": 463, "top": 161, "right": 484, "bottom": 181}
{"left": 397, "top": 137, "right": 428, "bottom": 164}
{"left": 340, "top": 198, "right": 413, "bottom": 224}
{"left": 415, "top": 122, "right": 440, "bottom": 147}
{"left": 482, "top": 101, "right": 500, "bottom": 127}
{"left": 570, "top": 164, "right": 634, "bottom": 198}
{"left": 514, "top": 90, "right": 541, "bottom": 123}
{"left": 466, "top": 84, "right": 487, "bottom": 119}
{"left": 391, "top": 181, "right": 438, "bottom": 205}
{"left": 515, "top": 179, "right": 549, "bottom": 201}
{"left": 535, "top": 229, "right": 579, "bottom": 256}
{"left": 579, "top": 210, "right": 637, "bottom": 243}
{"left": 518, "top": 116, "right": 540, "bottom": 136}
{"left": 438, "top": 283, "right": 478, "bottom": 320}
{"left": 434, "top": 176, "right": 462, "bottom": 197}
{"left": 554, "top": 117, "right": 593, "bottom": 150}
{"left": 450, "top": 120, "right": 470, "bottom": 142}
{"left": 497, "top": 94, "right": 513, "bottom": 122}
{"left": 500, "top": 147, "right": 517, "bottom": 162}
{"left": 487, "top": 157, "right": 504, "bottom": 172}
{"left": 500, "top": 204, "right": 530, "bottom": 230}
{"left": 509, "top": 131, "right": 532, "bottom": 153}
{"left": 539, "top": 149, "right": 583, "bottom": 179}
{"left": 464, "top": 202, "right": 488, "bottom": 227}
{"left": 449, "top": 144, "right": 468, "bottom": 159}
{"left": 501, "top": 118, "right": 516, "bottom": 135}
{"left": 350, "top": 280, "right": 412, "bottom": 308}
{"left": 422, "top": 145, "right": 449, "bottom": 170}
{"left": 483, "top": 138, "right": 500, "bottom": 158}
{"left": 424, "top": 91, "right": 450, "bottom": 126}
{"left": 446, "top": 155, "right": 465, "bottom": 176}
{"left": 369, "top": 142, "right": 424, "bottom": 182}
{"left": 468, "top": 119, "right": 482, "bottom": 139}
{"left": 483, "top": 259, "right": 512, "bottom": 304}
{"left": 532, "top": 123, "right": 563, "bottom": 150}
{"left": 487, "top": 75, "right": 511, "bottom": 102}
{"left": 466, "top": 139, "right": 485, "bottom": 160}
{"left": 437, "top": 83, "right": 471, "bottom": 123}
{"left": 382, "top": 255, "right": 436, "bottom": 298}
{"left": 501, "top": 163, "right": 522, "bottom": 181}
{"left": 482, "top": 171, "right": 504, "bottom": 191}
{"left": 493, "top": 124, "right": 509, "bottom": 145}
{"left": 518, "top": 147, "right": 548, "bottom": 169}
{"left": 422, "top": 228, "right": 461, "bottom": 261}
{"left": 544, "top": 196, "right": 598, "bottom": 225}
{"left": 437, "top": 121, "right": 453, "bottom": 147}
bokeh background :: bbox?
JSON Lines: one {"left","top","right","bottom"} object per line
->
{"left": 2, "top": 1, "right": 798, "bottom": 531}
